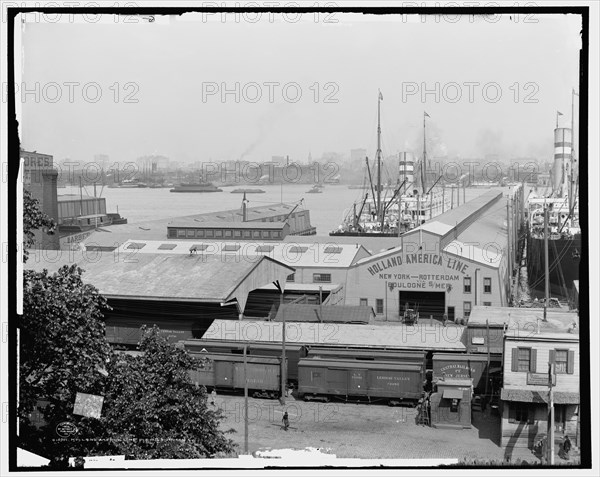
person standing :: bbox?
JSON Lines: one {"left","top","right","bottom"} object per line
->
{"left": 282, "top": 411, "right": 290, "bottom": 431}
{"left": 562, "top": 435, "right": 572, "bottom": 459}
{"left": 210, "top": 389, "right": 217, "bottom": 406}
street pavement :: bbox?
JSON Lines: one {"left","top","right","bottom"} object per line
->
{"left": 212, "top": 394, "right": 580, "bottom": 465}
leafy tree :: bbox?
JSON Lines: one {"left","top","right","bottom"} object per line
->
{"left": 100, "top": 326, "right": 236, "bottom": 459}
{"left": 19, "top": 193, "right": 235, "bottom": 465}
{"left": 22, "top": 188, "right": 56, "bottom": 262}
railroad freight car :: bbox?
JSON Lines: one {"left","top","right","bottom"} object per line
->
{"left": 307, "top": 347, "right": 426, "bottom": 367}
{"left": 180, "top": 339, "right": 307, "bottom": 383}
{"left": 297, "top": 358, "right": 424, "bottom": 405}
{"left": 188, "top": 353, "right": 284, "bottom": 399}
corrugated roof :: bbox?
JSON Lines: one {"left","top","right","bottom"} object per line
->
{"left": 79, "top": 202, "right": 305, "bottom": 242}
{"left": 168, "top": 221, "right": 287, "bottom": 230}
{"left": 202, "top": 319, "right": 467, "bottom": 351}
{"left": 25, "top": 250, "right": 294, "bottom": 303}
{"left": 468, "top": 306, "right": 579, "bottom": 336}
{"left": 99, "top": 239, "right": 369, "bottom": 269}
{"left": 273, "top": 304, "right": 374, "bottom": 324}
{"left": 501, "top": 388, "right": 579, "bottom": 404}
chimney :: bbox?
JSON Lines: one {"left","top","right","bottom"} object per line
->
{"left": 242, "top": 192, "right": 248, "bottom": 222}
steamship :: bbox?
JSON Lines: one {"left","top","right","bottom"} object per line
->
{"left": 526, "top": 97, "right": 580, "bottom": 298}
{"left": 330, "top": 92, "right": 449, "bottom": 237}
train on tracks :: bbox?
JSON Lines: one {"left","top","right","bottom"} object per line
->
{"left": 180, "top": 340, "right": 438, "bottom": 405}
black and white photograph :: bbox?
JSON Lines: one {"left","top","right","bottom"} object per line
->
{"left": 1, "top": 1, "right": 598, "bottom": 475}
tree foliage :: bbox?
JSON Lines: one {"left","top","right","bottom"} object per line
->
{"left": 20, "top": 265, "right": 113, "bottom": 418}
{"left": 20, "top": 195, "right": 236, "bottom": 465}
{"left": 100, "top": 326, "right": 236, "bottom": 460}
{"left": 22, "top": 188, "right": 56, "bottom": 262}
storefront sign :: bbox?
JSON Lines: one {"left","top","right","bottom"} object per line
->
{"left": 367, "top": 252, "right": 470, "bottom": 278}
{"left": 527, "top": 372, "right": 556, "bottom": 386}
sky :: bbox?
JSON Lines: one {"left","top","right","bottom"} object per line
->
{"left": 17, "top": 11, "right": 582, "bottom": 165}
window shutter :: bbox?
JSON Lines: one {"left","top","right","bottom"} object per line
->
{"left": 567, "top": 350, "right": 575, "bottom": 374}
{"left": 530, "top": 348, "right": 537, "bottom": 372}
{"left": 511, "top": 348, "right": 519, "bottom": 372}
{"left": 549, "top": 349, "right": 556, "bottom": 365}
{"left": 508, "top": 405, "right": 516, "bottom": 423}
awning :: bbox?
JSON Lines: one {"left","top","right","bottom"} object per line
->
{"left": 443, "top": 389, "right": 464, "bottom": 400}
{"left": 501, "top": 388, "right": 579, "bottom": 404}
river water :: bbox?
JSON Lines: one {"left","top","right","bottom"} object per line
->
{"left": 59, "top": 183, "right": 490, "bottom": 235}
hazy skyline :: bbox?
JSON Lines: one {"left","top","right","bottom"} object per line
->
{"left": 18, "top": 12, "right": 582, "bottom": 165}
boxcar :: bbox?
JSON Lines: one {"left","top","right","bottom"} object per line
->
{"left": 180, "top": 339, "right": 307, "bottom": 383}
{"left": 188, "top": 353, "right": 283, "bottom": 399}
{"left": 298, "top": 358, "right": 424, "bottom": 405}
{"left": 307, "top": 347, "right": 426, "bottom": 367}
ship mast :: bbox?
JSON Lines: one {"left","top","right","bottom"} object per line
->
{"left": 377, "top": 90, "right": 383, "bottom": 228}
{"left": 422, "top": 111, "right": 429, "bottom": 194}
{"left": 569, "top": 88, "right": 578, "bottom": 211}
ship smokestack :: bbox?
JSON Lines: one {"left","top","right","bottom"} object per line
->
{"left": 553, "top": 128, "right": 572, "bottom": 196}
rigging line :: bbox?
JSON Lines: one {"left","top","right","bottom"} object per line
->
{"left": 528, "top": 239, "right": 577, "bottom": 289}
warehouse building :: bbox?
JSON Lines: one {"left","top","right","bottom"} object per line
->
{"left": 343, "top": 189, "right": 521, "bottom": 322}
{"left": 83, "top": 238, "right": 370, "bottom": 312}
{"left": 21, "top": 149, "right": 60, "bottom": 250}
{"left": 25, "top": 249, "right": 294, "bottom": 347}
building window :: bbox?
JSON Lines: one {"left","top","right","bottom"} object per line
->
{"left": 375, "top": 299, "right": 384, "bottom": 314}
{"left": 243, "top": 230, "right": 251, "bottom": 238}
{"left": 463, "top": 277, "right": 471, "bottom": 293}
{"left": 483, "top": 277, "right": 492, "bottom": 293}
{"left": 234, "top": 230, "right": 242, "bottom": 238}
{"left": 360, "top": 298, "right": 368, "bottom": 307}
{"left": 224, "top": 230, "right": 232, "bottom": 238}
{"left": 286, "top": 273, "right": 295, "bottom": 283}
{"left": 186, "top": 229, "right": 195, "bottom": 238}
{"left": 177, "top": 229, "right": 186, "bottom": 238}
{"left": 509, "top": 404, "right": 533, "bottom": 424}
{"left": 261, "top": 230, "right": 270, "bottom": 239}
{"left": 206, "top": 230, "right": 214, "bottom": 238}
{"left": 552, "top": 349, "right": 574, "bottom": 374}
{"left": 483, "top": 301, "right": 492, "bottom": 306}
{"left": 518, "top": 347, "right": 532, "bottom": 372}
{"left": 313, "top": 273, "right": 331, "bottom": 283}
{"left": 215, "top": 230, "right": 223, "bottom": 238}
{"left": 273, "top": 231, "right": 281, "bottom": 239}
{"left": 463, "top": 301, "right": 471, "bottom": 318}
{"left": 168, "top": 229, "right": 177, "bottom": 238}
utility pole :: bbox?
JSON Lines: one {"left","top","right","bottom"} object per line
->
{"left": 485, "top": 319, "right": 491, "bottom": 397}
{"left": 243, "top": 344, "right": 249, "bottom": 454}
{"left": 547, "top": 361, "right": 555, "bottom": 465}
{"left": 543, "top": 204, "right": 550, "bottom": 321}
{"left": 280, "top": 294, "right": 286, "bottom": 405}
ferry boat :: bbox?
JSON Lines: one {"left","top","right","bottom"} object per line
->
{"left": 230, "top": 188, "right": 266, "bottom": 194}
{"left": 526, "top": 94, "right": 580, "bottom": 298}
{"left": 330, "top": 92, "right": 449, "bottom": 237}
{"left": 170, "top": 182, "right": 223, "bottom": 193}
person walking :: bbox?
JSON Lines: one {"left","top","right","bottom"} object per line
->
{"left": 282, "top": 411, "right": 290, "bottom": 431}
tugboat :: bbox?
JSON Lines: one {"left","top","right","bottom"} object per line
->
{"left": 170, "top": 182, "right": 223, "bottom": 193}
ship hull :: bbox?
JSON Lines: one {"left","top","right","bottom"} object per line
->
{"left": 526, "top": 234, "right": 581, "bottom": 296}
{"left": 169, "top": 189, "right": 223, "bottom": 193}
